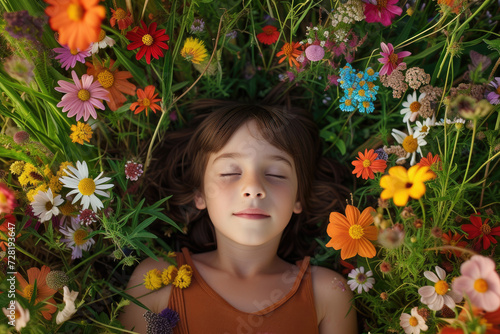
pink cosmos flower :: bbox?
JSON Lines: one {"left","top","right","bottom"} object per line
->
{"left": 53, "top": 45, "right": 91, "bottom": 70}
{"left": 364, "top": 0, "right": 403, "bottom": 27}
{"left": 55, "top": 71, "right": 110, "bottom": 122}
{"left": 452, "top": 255, "right": 500, "bottom": 312}
{"left": 378, "top": 42, "right": 411, "bottom": 76}
{"left": 486, "top": 77, "right": 500, "bottom": 105}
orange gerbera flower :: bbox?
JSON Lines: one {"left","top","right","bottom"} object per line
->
{"left": 352, "top": 149, "right": 387, "bottom": 180}
{"left": 326, "top": 205, "right": 378, "bottom": 260}
{"left": 130, "top": 85, "right": 162, "bottom": 116}
{"left": 110, "top": 7, "right": 133, "bottom": 30}
{"left": 86, "top": 59, "right": 136, "bottom": 111}
{"left": 44, "top": 0, "right": 106, "bottom": 51}
{"left": 276, "top": 41, "right": 302, "bottom": 69}
{"left": 15, "top": 265, "right": 57, "bottom": 320}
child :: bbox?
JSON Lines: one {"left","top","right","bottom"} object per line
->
{"left": 120, "top": 100, "right": 357, "bottom": 333}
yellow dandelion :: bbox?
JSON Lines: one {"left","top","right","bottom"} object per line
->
{"left": 49, "top": 175, "right": 63, "bottom": 193}
{"left": 144, "top": 269, "right": 162, "bottom": 291}
{"left": 180, "top": 37, "right": 208, "bottom": 64}
{"left": 70, "top": 122, "right": 93, "bottom": 145}
{"left": 173, "top": 265, "right": 193, "bottom": 289}
{"left": 27, "top": 183, "right": 48, "bottom": 202}
{"left": 10, "top": 161, "right": 25, "bottom": 175}
{"left": 162, "top": 265, "right": 178, "bottom": 285}
{"left": 57, "top": 162, "right": 74, "bottom": 177}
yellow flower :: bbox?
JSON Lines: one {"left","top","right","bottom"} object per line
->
{"left": 161, "top": 265, "right": 178, "bottom": 285}
{"left": 10, "top": 161, "right": 25, "bottom": 175}
{"left": 19, "top": 163, "right": 44, "bottom": 186}
{"left": 144, "top": 269, "right": 162, "bottom": 291}
{"left": 49, "top": 175, "right": 63, "bottom": 193}
{"left": 180, "top": 37, "right": 208, "bottom": 64}
{"left": 57, "top": 162, "right": 74, "bottom": 177}
{"left": 380, "top": 165, "right": 435, "bottom": 206}
{"left": 44, "top": 165, "right": 54, "bottom": 178}
{"left": 173, "top": 264, "right": 193, "bottom": 289}
{"left": 27, "top": 184, "right": 48, "bottom": 202}
{"left": 70, "top": 122, "right": 93, "bottom": 145}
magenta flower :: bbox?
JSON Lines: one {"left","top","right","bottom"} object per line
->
{"left": 364, "top": 0, "right": 403, "bottom": 27}
{"left": 378, "top": 42, "right": 411, "bottom": 76}
{"left": 452, "top": 255, "right": 500, "bottom": 312}
{"left": 486, "top": 77, "right": 500, "bottom": 105}
{"left": 305, "top": 45, "right": 325, "bottom": 61}
{"left": 55, "top": 71, "right": 110, "bottom": 122}
{"left": 53, "top": 45, "right": 91, "bottom": 70}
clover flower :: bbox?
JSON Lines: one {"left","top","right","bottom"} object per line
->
{"left": 190, "top": 18, "right": 205, "bottom": 33}
{"left": 124, "top": 161, "right": 144, "bottom": 181}
{"left": 305, "top": 45, "right": 325, "bottom": 61}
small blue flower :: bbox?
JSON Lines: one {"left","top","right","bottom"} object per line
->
{"left": 358, "top": 100, "right": 375, "bottom": 114}
{"left": 340, "top": 96, "right": 357, "bottom": 112}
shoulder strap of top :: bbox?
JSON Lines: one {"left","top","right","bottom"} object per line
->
{"left": 169, "top": 250, "right": 189, "bottom": 334}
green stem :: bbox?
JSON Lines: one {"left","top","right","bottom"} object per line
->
{"left": 462, "top": 119, "right": 477, "bottom": 184}
{"left": 66, "top": 245, "right": 114, "bottom": 275}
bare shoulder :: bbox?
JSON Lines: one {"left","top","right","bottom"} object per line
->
{"left": 118, "top": 257, "right": 173, "bottom": 334}
{"left": 311, "top": 265, "right": 357, "bottom": 334}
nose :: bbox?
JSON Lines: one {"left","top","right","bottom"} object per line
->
{"left": 241, "top": 172, "right": 266, "bottom": 199}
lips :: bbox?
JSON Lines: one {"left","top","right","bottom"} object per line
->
{"left": 234, "top": 208, "right": 270, "bottom": 219}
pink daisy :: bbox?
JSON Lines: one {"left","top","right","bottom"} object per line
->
{"left": 364, "top": 0, "right": 403, "bottom": 27}
{"left": 452, "top": 255, "right": 500, "bottom": 312}
{"left": 378, "top": 42, "right": 411, "bottom": 76}
{"left": 53, "top": 45, "right": 91, "bottom": 70}
{"left": 55, "top": 70, "right": 110, "bottom": 122}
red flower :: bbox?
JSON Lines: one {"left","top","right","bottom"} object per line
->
{"left": 352, "top": 149, "right": 387, "bottom": 180}
{"left": 126, "top": 21, "right": 169, "bottom": 64}
{"left": 257, "top": 25, "right": 280, "bottom": 45}
{"left": 276, "top": 41, "right": 303, "bottom": 69}
{"left": 417, "top": 152, "right": 441, "bottom": 169}
{"left": 440, "top": 231, "right": 468, "bottom": 258}
{"left": 461, "top": 213, "right": 500, "bottom": 251}
{"left": 110, "top": 7, "right": 133, "bottom": 30}
{"left": 130, "top": 85, "right": 162, "bottom": 116}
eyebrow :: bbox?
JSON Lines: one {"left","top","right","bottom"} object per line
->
{"left": 212, "top": 152, "right": 293, "bottom": 168}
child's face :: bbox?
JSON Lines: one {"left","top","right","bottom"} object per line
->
{"left": 194, "top": 120, "right": 302, "bottom": 247}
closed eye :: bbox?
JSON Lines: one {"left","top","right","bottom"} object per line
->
{"left": 267, "top": 174, "right": 286, "bottom": 179}
{"left": 220, "top": 173, "right": 240, "bottom": 177}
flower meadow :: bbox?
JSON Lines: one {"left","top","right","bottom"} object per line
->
{"left": 0, "top": 0, "right": 500, "bottom": 333}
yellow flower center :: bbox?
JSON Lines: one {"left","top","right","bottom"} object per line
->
{"left": 408, "top": 316, "right": 418, "bottom": 327}
{"left": 402, "top": 135, "right": 418, "bottom": 153}
{"left": 480, "top": 224, "right": 491, "bottom": 235}
{"left": 348, "top": 224, "right": 364, "bottom": 239}
{"left": 59, "top": 201, "right": 76, "bottom": 216}
{"left": 142, "top": 98, "right": 151, "bottom": 107}
{"left": 497, "top": 86, "right": 500, "bottom": 95}
{"left": 45, "top": 201, "right": 54, "bottom": 211}
{"left": 345, "top": 99, "right": 352, "bottom": 106}
{"left": 282, "top": 43, "right": 293, "bottom": 57}
{"left": 24, "top": 285, "right": 34, "bottom": 300}
{"left": 363, "top": 101, "right": 371, "bottom": 108}
{"left": 410, "top": 101, "right": 421, "bottom": 113}
{"left": 142, "top": 34, "right": 154, "bottom": 46}
{"left": 77, "top": 89, "right": 90, "bottom": 101}
{"left": 70, "top": 48, "right": 79, "bottom": 55}
{"left": 115, "top": 8, "right": 127, "bottom": 20}
{"left": 358, "top": 89, "right": 366, "bottom": 97}
{"left": 474, "top": 278, "right": 488, "bottom": 293}
{"left": 363, "top": 159, "right": 372, "bottom": 167}
{"left": 97, "top": 70, "right": 114, "bottom": 88}
{"left": 359, "top": 81, "right": 366, "bottom": 87}
{"left": 367, "top": 68, "right": 375, "bottom": 76}
{"left": 67, "top": 3, "right": 84, "bottom": 21}
{"left": 73, "top": 229, "right": 88, "bottom": 246}
{"left": 98, "top": 29, "right": 106, "bottom": 42}
{"left": 78, "top": 178, "right": 96, "bottom": 196}
{"left": 421, "top": 125, "right": 428, "bottom": 133}
{"left": 0, "top": 192, "right": 6, "bottom": 203}
{"left": 389, "top": 52, "right": 399, "bottom": 65}
{"left": 434, "top": 280, "right": 449, "bottom": 295}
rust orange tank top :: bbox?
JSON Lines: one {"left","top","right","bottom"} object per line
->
{"left": 167, "top": 247, "right": 319, "bottom": 334}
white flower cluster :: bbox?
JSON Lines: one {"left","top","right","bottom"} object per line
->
{"left": 330, "top": 0, "right": 365, "bottom": 27}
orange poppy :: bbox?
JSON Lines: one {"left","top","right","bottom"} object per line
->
{"left": 276, "top": 41, "right": 302, "bottom": 69}
{"left": 85, "top": 59, "right": 136, "bottom": 111}
{"left": 352, "top": 149, "right": 387, "bottom": 180}
{"left": 44, "top": 0, "right": 106, "bottom": 51}
{"left": 326, "top": 205, "right": 378, "bottom": 260}
{"left": 130, "top": 85, "right": 162, "bottom": 116}
{"left": 15, "top": 265, "right": 57, "bottom": 320}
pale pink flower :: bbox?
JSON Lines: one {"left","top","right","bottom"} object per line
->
{"left": 400, "top": 307, "right": 428, "bottom": 334}
{"left": 53, "top": 45, "right": 91, "bottom": 70}
{"left": 378, "top": 42, "right": 411, "bottom": 76}
{"left": 364, "top": 0, "right": 403, "bottom": 27}
{"left": 418, "top": 266, "right": 462, "bottom": 311}
{"left": 55, "top": 71, "right": 110, "bottom": 122}
{"left": 452, "top": 255, "right": 500, "bottom": 312}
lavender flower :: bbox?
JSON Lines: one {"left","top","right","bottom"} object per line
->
{"left": 53, "top": 45, "right": 91, "bottom": 70}
{"left": 144, "top": 308, "right": 180, "bottom": 334}
{"left": 3, "top": 10, "right": 45, "bottom": 43}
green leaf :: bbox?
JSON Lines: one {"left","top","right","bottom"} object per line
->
{"left": 484, "top": 39, "right": 500, "bottom": 54}
{"left": 335, "top": 139, "right": 347, "bottom": 155}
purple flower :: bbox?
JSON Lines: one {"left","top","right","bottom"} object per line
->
{"left": 305, "top": 45, "right": 325, "bottom": 61}
{"left": 124, "top": 161, "right": 144, "bottom": 181}
{"left": 486, "top": 77, "right": 500, "bottom": 105}
{"left": 55, "top": 71, "right": 110, "bottom": 122}
{"left": 78, "top": 209, "right": 98, "bottom": 226}
{"left": 190, "top": 18, "right": 205, "bottom": 33}
{"left": 226, "top": 30, "right": 237, "bottom": 39}
{"left": 3, "top": 10, "right": 45, "bottom": 43}
{"left": 374, "top": 148, "right": 388, "bottom": 161}
{"left": 53, "top": 45, "right": 91, "bottom": 70}
{"left": 144, "top": 308, "right": 180, "bottom": 334}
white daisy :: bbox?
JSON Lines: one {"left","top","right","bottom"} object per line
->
{"left": 2, "top": 300, "right": 30, "bottom": 331}
{"left": 392, "top": 123, "right": 427, "bottom": 166}
{"left": 90, "top": 29, "right": 116, "bottom": 54}
{"left": 401, "top": 91, "right": 426, "bottom": 123}
{"left": 418, "top": 266, "right": 462, "bottom": 311}
{"left": 60, "top": 161, "right": 113, "bottom": 212}
{"left": 60, "top": 219, "right": 95, "bottom": 259}
{"left": 400, "top": 307, "right": 428, "bottom": 334}
{"left": 347, "top": 267, "right": 375, "bottom": 293}
{"left": 31, "top": 188, "right": 64, "bottom": 222}
{"left": 413, "top": 115, "right": 436, "bottom": 139}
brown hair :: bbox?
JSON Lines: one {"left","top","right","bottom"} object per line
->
{"left": 147, "top": 99, "right": 350, "bottom": 262}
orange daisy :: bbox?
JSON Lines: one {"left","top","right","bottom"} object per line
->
{"left": 44, "top": 0, "right": 106, "bottom": 51}
{"left": 85, "top": 59, "right": 136, "bottom": 111}
{"left": 15, "top": 265, "right": 57, "bottom": 320}
{"left": 130, "top": 85, "right": 162, "bottom": 116}
{"left": 276, "top": 41, "right": 302, "bottom": 69}
{"left": 440, "top": 231, "right": 468, "bottom": 258}
{"left": 352, "top": 149, "right": 387, "bottom": 180}
{"left": 417, "top": 152, "right": 441, "bottom": 169}
{"left": 110, "top": 7, "right": 133, "bottom": 30}
{"left": 326, "top": 205, "right": 378, "bottom": 260}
